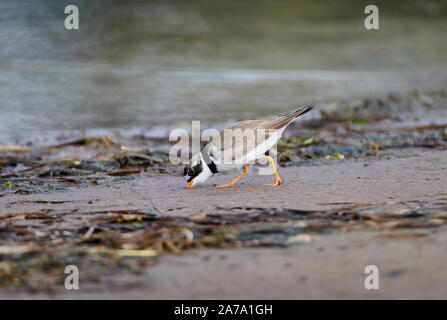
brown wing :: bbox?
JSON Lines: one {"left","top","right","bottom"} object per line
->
{"left": 223, "top": 106, "right": 313, "bottom": 132}
{"left": 201, "top": 121, "right": 266, "bottom": 162}
{"left": 203, "top": 107, "right": 313, "bottom": 162}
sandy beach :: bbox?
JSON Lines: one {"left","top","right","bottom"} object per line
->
{"left": 1, "top": 147, "right": 446, "bottom": 299}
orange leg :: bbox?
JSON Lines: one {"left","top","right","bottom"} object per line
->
{"left": 264, "top": 155, "right": 282, "bottom": 186}
{"left": 216, "top": 165, "right": 248, "bottom": 188}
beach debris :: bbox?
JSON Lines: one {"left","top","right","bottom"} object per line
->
{"left": 0, "top": 197, "right": 445, "bottom": 292}
{"left": 325, "top": 153, "right": 345, "bottom": 160}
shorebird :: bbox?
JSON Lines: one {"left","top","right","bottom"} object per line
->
{"left": 184, "top": 106, "right": 313, "bottom": 188}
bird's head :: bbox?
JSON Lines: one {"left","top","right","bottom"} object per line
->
{"left": 183, "top": 153, "right": 213, "bottom": 189}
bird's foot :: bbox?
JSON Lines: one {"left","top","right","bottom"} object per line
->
{"left": 215, "top": 183, "right": 233, "bottom": 188}
{"left": 265, "top": 177, "right": 282, "bottom": 186}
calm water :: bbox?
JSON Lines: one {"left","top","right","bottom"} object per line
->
{"left": 1, "top": 0, "right": 447, "bottom": 142}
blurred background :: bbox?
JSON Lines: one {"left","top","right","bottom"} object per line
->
{"left": 1, "top": 0, "right": 446, "bottom": 142}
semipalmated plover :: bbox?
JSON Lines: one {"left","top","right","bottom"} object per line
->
{"left": 184, "top": 106, "right": 313, "bottom": 188}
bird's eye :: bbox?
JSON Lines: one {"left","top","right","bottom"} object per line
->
{"left": 190, "top": 168, "right": 195, "bottom": 174}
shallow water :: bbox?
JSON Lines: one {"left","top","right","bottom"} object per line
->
{"left": 1, "top": 0, "right": 447, "bottom": 143}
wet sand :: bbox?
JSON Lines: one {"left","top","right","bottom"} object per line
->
{"left": 1, "top": 147, "right": 446, "bottom": 299}
{"left": 0, "top": 149, "right": 447, "bottom": 216}
{"left": 1, "top": 148, "right": 445, "bottom": 215}
{"left": 4, "top": 229, "right": 447, "bottom": 300}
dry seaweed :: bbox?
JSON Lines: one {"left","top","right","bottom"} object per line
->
{"left": 1, "top": 198, "right": 445, "bottom": 292}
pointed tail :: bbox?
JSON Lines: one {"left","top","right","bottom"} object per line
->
{"left": 290, "top": 106, "right": 313, "bottom": 119}
{"left": 271, "top": 106, "right": 314, "bottom": 129}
